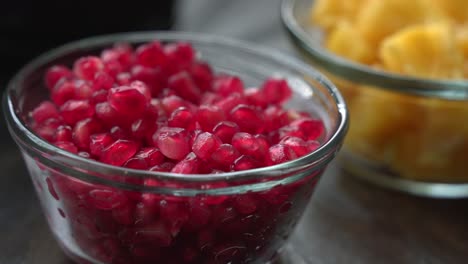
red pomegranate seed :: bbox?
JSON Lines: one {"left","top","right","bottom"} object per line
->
{"left": 55, "top": 125, "right": 73, "bottom": 142}
{"left": 232, "top": 155, "right": 261, "bottom": 171}
{"left": 95, "top": 102, "right": 122, "bottom": 127}
{"left": 192, "top": 132, "right": 222, "bottom": 160}
{"left": 211, "top": 144, "right": 241, "bottom": 169}
{"left": 73, "top": 56, "right": 104, "bottom": 81}
{"left": 280, "top": 136, "right": 310, "bottom": 158}
{"left": 110, "top": 126, "right": 131, "bottom": 140}
{"left": 101, "top": 43, "right": 134, "bottom": 71}
{"left": 52, "top": 80, "right": 92, "bottom": 106}
{"left": 234, "top": 194, "right": 258, "bottom": 214}
{"left": 195, "top": 105, "right": 225, "bottom": 132}
{"left": 231, "top": 133, "right": 269, "bottom": 161}
{"left": 213, "top": 75, "right": 244, "bottom": 96}
{"left": 264, "top": 105, "right": 290, "bottom": 132}
{"left": 87, "top": 189, "right": 127, "bottom": 210}
{"left": 108, "top": 85, "right": 149, "bottom": 119}
{"left": 164, "top": 42, "right": 195, "bottom": 74}
{"left": 54, "top": 141, "right": 78, "bottom": 153}
{"left": 136, "top": 41, "right": 166, "bottom": 68}
{"left": 214, "top": 93, "right": 246, "bottom": 114}
{"left": 200, "top": 92, "right": 221, "bottom": 105}
{"left": 130, "top": 80, "right": 152, "bottom": 101}
{"left": 245, "top": 88, "right": 269, "bottom": 109}
{"left": 267, "top": 143, "right": 296, "bottom": 165}
{"left": 131, "top": 65, "right": 166, "bottom": 95}
{"left": 100, "top": 139, "right": 139, "bottom": 166}
{"left": 89, "top": 133, "right": 114, "bottom": 157}
{"left": 123, "top": 157, "right": 148, "bottom": 169}
{"left": 116, "top": 72, "right": 132, "bottom": 85}
{"left": 31, "top": 101, "right": 59, "bottom": 123}
{"left": 33, "top": 118, "right": 62, "bottom": 141}
{"left": 229, "top": 104, "right": 264, "bottom": 134}
{"left": 213, "top": 121, "right": 240, "bottom": 143}
{"left": 153, "top": 127, "right": 190, "bottom": 160}
{"left": 171, "top": 152, "right": 203, "bottom": 174}
{"left": 131, "top": 108, "right": 158, "bottom": 142}
{"left": 150, "top": 161, "right": 175, "bottom": 172}
{"left": 92, "top": 72, "right": 114, "bottom": 90}
{"left": 59, "top": 100, "right": 94, "bottom": 125}
{"left": 307, "top": 140, "right": 320, "bottom": 152}
{"left": 90, "top": 89, "right": 109, "bottom": 105}
{"left": 279, "top": 118, "right": 324, "bottom": 141}
{"left": 168, "top": 107, "right": 195, "bottom": 130}
{"left": 136, "top": 147, "right": 165, "bottom": 167}
{"left": 45, "top": 65, "right": 73, "bottom": 91}
{"left": 168, "top": 71, "right": 201, "bottom": 103}
{"left": 73, "top": 118, "right": 103, "bottom": 150}
{"left": 185, "top": 199, "right": 212, "bottom": 231}
{"left": 161, "top": 95, "right": 192, "bottom": 115}
{"left": 260, "top": 78, "right": 292, "bottom": 105}
{"left": 190, "top": 62, "right": 213, "bottom": 91}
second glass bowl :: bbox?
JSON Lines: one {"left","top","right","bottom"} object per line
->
{"left": 282, "top": 0, "right": 468, "bottom": 198}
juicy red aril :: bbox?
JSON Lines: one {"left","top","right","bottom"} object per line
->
{"left": 33, "top": 118, "right": 62, "bottom": 141}
{"left": 280, "top": 136, "right": 310, "bottom": 158}
{"left": 192, "top": 132, "right": 222, "bottom": 160}
{"left": 230, "top": 104, "right": 264, "bottom": 134}
{"left": 213, "top": 75, "right": 244, "bottom": 96}
{"left": 45, "top": 65, "right": 72, "bottom": 90}
{"left": 73, "top": 118, "right": 103, "bottom": 150}
{"left": 116, "top": 72, "right": 132, "bottom": 85}
{"left": 245, "top": 88, "right": 268, "bottom": 109}
{"left": 90, "top": 89, "right": 109, "bottom": 105}
{"left": 131, "top": 65, "right": 166, "bottom": 95}
{"left": 168, "top": 107, "right": 195, "bottom": 129}
{"left": 231, "top": 132, "right": 269, "bottom": 161}
{"left": 136, "top": 147, "right": 164, "bottom": 167}
{"left": 154, "top": 127, "right": 190, "bottom": 160}
{"left": 196, "top": 105, "right": 225, "bottom": 132}
{"left": 213, "top": 121, "right": 240, "bottom": 143}
{"left": 164, "top": 42, "right": 195, "bottom": 74}
{"left": 55, "top": 125, "right": 73, "bottom": 142}
{"left": 168, "top": 71, "right": 201, "bottom": 103}
{"left": 54, "top": 141, "right": 78, "bottom": 153}
{"left": 211, "top": 144, "right": 241, "bottom": 169}
{"left": 260, "top": 78, "right": 292, "bottom": 105}
{"left": 73, "top": 56, "right": 104, "bottom": 81}
{"left": 161, "top": 95, "right": 192, "bottom": 115}
{"left": 232, "top": 155, "right": 261, "bottom": 171}
{"left": 89, "top": 133, "right": 114, "bottom": 157}
{"left": 92, "top": 72, "right": 114, "bottom": 90}
{"left": 136, "top": 41, "right": 166, "bottom": 68}
{"left": 215, "top": 93, "right": 246, "bottom": 114}
{"left": 171, "top": 152, "right": 203, "bottom": 174}
{"left": 100, "top": 139, "right": 139, "bottom": 166}
{"left": 101, "top": 43, "right": 134, "bottom": 72}
{"left": 52, "top": 80, "right": 92, "bottom": 106}
{"left": 31, "top": 101, "right": 59, "bottom": 123}
{"left": 59, "top": 100, "right": 94, "bottom": 125}
{"left": 267, "top": 143, "right": 296, "bottom": 165}
{"left": 190, "top": 62, "right": 213, "bottom": 91}
{"left": 279, "top": 118, "right": 324, "bottom": 141}
{"left": 87, "top": 189, "right": 127, "bottom": 210}
{"left": 108, "top": 85, "right": 149, "bottom": 118}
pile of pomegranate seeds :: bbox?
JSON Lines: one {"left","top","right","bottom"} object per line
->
{"left": 30, "top": 40, "right": 325, "bottom": 264}
{"left": 31, "top": 41, "right": 324, "bottom": 173}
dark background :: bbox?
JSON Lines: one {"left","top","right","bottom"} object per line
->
{"left": 1, "top": 1, "right": 468, "bottom": 263}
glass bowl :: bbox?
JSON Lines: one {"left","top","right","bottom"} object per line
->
{"left": 3, "top": 32, "right": 348, "bottom": 264}
{"left": 281, "top": 0, "right": 468, "bottom": 198}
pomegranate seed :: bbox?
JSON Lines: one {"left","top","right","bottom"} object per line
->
{"left": 101, "top": 43, "right": 134, "bottom": 71}
{"left": 153, "top": 127, "right": 190, "bottom": 160}
{"left": 185, "top": 199, "right": 212, "bottom": 231}
{"left": 90, "top": 89, "right": 109, "bottom": 105}
{"left": 45, "top": 65, "right": 73, "bottom": 90}
{"left": 131, "top": 110, "right": 158, "bottom": 142}
{"left": 213, "top": 121, "right": 240, "bottom": 143}
{"left": 229, "top": 104, "right": 264, "bottom": 134}
{"left": 52, "top": 80, "right": 92, "bottom": 106}
{"left": 171, "top": 152, "right": 203, "bottom": 174}
{"left": 168, "top": 71, "right": 201, "bottom": 103}
{"left": 100, "top": 139, "right": 139, "bottom": 166}
{"left": 136, "top": 147, "right": 165, "bottom": 167}
{"left": 307, "top": 140, "right": 321, "bottom": 152}
{"left": 136, "top": 41, "right": 166, "bottom": 68}
{"left": 164, "top": 42, "right": 195, "bottom": 74}
{"left": 260, "top": 78, "right": 292, "bottom": 105}
{"left": 215, "top": 93, "right": 246, "bottom": 114}
{"left": 234, "top": 194, "right": 258, "bottom": 215}
{"left": 161, "top": 95, "right": 192, "bottom": 115}
{"left": 245, "top": 88, "right": 269, "bottom": 108}
{"left": 190, "top": 62, "right": 213, "bottom": 91}
{"left": 73, "top": 56, "right": 104, "bottom": 81}
{"left": 89, "top": 133, "right": 114, "bottom": 157}
{"left": 280, "top": 136, "right": 310, "bottom": 158}
{"left": 95, "top": 102, "right": 122, "bottom": 127}
{"left": 87, "top": 189, "right": 127, "bottom": 210}
{"left": 131, "top": 65, "right": 166, "bottom": 95}
{"left": 211, "top": 144, "right": 241, "bottom": 169}
{"left": 231, "top": 132, "right": 269, "bottom": 161}
{"left": 108, "top": 85, "right": 149, "bottom": 119}
{"left": 92, "top": 72, "right": 114, "bottom": 90}
{"left": 55, "top": 125, "right": 73, "bottom": 142}
{"left": 110, "top": 126, "right": 131, "bottom": 140}
{"left": 267, "top": 143, "right": 296, "bottom": 165}
{"left": 54, "top": 141, "right": 78, "bottom": 153}
{"left": 192, "top": 132, "right": 222, "bottom": 160}
{"left": 200, "top": 92, "right": 221, "bottom": 105}
{"left": 213, "top": 75, "right": 244, "bottom": 96}
{"left": 59, "top": 100, "right": 94, "bottom": 125}
{"left": 168, "top": 107, "right": 195, "bottom": 130}
{"left": 31, "top": 101, "right": 59, "bottom": 123}
{"left": 73, "top": 118, "right": 103, "bottom": 150}
{"left": 195, "top": 105, "right": 225, "bottom": 132}
{"left": 116, "top": 72, "right": 132, "bottom": 85}
{"left": 34, "top": 118, "right": 62, "bottom": 141}
{"left": 279, "top": 118, "right": 324, "bottom": 141}
{"left": 232, "top": 155, "right": 261, "bottom": 171}
{"left": 264, "top": 105, "right": 290, "bottom": 132}
{"left": 150, "top": 162, "right": 175, "bottom": 172}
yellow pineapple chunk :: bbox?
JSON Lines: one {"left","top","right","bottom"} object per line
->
{"left": 432, "top": 0, "right": 468, "bottom": 23}
{"left": 356, "top": 0, "right": 443, "bottom": 47}
{"left": 311, "top": 0, "right": 369, "bottom": 30}
{"left": 379, "top": 22, "right": 464, "bottom": 79}
{"left": 325, "top": 22, "right": 375, "bottom": 64}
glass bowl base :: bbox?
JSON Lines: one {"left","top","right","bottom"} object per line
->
{"left": 339, "top": 152, "right": 468, "bottom": 199}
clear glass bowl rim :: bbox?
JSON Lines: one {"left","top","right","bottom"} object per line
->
{"left": 281, "top": 0, "right": 468, "bottom": 101}
{"left": 3, "top": 31, "right": 348, "bottom": 184}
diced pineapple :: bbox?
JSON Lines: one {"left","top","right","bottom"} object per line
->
{"left": 325, "top": 21, "right": 375, "bottom": 64}
{"left": 356, "top": 0, "right": 444, "bottom": 47}
{"left": 432, "top": 0, "right": 468, "bottom": 23}
{"left": 379, "top": 22, "right": 465, "bottom": 79}
{"left": 311, "top": 0, "right": 369, "bottom": 30}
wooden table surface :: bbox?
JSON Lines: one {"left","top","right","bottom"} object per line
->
{"left": 1, "top": 1, "right": 467, "bottom": 263}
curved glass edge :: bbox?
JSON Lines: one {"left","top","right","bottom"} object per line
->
{"left": 3, "top": 31, "right": 348, "bottom": 184}
{"left": 281, "top": 0, "right": 468, "bottom": 101}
